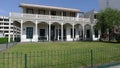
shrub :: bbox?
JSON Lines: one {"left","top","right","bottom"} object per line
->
{"left": 0, "top": 37, "right": 7, "bottom": 44}
{"left": 116, "top": 34, "right": 120, "bottom": 43}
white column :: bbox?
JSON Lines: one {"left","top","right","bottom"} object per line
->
{"left": 91, "top": 24, "right": 94, "bottom": 41}
{"left": 82, "top": 24, "right": 85, "bottom": 40}
{"left": 82, "top": 13, "right": 85, "bottom": 40}
{"left": 8, "top": 19, "right": 11, "bottom": 42}
{"left": 49, "top": 22, "right": 51, "bottom": 42}
{"left": 61, "top": 23, "right": 63, "bottom": 41}
{"left": 20, "top": 20, "right": 23, "bottom": 42}
{"left": 58, "top": 26, "right": 59, "bottom": 40}
{"left": 35, "top": 21, "right": 38, "bottom": 42}
{"left": 72, "top": 24, "right": 74, "bottom": 41}
{"left": 55, "top": 26, "right": 56, "bottom": 40}
{"left": 13, "top": 23, "right": 15, "bottom": 42}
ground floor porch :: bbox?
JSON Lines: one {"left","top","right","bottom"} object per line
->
{"left": 9, "top": 20, "right": 100, "bottom": 42}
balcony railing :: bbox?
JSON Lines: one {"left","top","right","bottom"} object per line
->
{"left": 10, "top": 12, "right": 91, "bottom": 23}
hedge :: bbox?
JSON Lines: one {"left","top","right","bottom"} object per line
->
{"left": 0, "top": 37, "right": 7, "bottom": 44}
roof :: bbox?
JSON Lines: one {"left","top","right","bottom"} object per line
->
{"left": 19, "top": 3, "right": 80, "bottom": 12}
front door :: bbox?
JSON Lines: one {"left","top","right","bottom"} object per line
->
{"left": 86, "top": 29, "right": 91, "bottom": 40}
{"left": 26, "top": 27, "right": 33, "bottom": 39}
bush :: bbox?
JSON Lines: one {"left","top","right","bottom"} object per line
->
{"left": 0, "top": 37, "right": 7, "bottom": 44}
{"left": 116, "top": 34, "right": 120, "bottom": 43}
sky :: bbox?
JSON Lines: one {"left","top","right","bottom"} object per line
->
{"left": 0, "top": 0, "right": 99, "bottom": 16}
{"left": 99, "top": 0, "right": 120, "bottom": 10}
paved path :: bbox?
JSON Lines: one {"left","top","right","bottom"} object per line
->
{"left": 108, "top": 65, "right": 120, "bottom": 68}
{"left": 0, "top": 43, "right": 15, "bottom": 51}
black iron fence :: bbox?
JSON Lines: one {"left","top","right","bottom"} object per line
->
{"left": 0, "top": 48, "right": 120, "bottom": 68}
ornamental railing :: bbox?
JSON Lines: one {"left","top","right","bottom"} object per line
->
{"left": 10, "top": 12, "right": 91, "bottom": 23}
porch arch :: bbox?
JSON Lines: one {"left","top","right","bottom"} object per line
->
{"left": 74, "top": 24, "right": 83, "bottom": 40}
{"left": 12, "top": 21, "right": 21, "bottom": 42}
{"left": 37, "top": 22, "right": 49, "bottom": 41}
{"left": 84, "top": 24, "right": 91, "bottom": 40}
{"left": 21, "top": 21, "right": 36, "bottom": 42}
{"left": 50, "top": 22, "right": 61, "bottom": 41}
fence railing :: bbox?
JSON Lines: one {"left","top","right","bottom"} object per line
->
{"left": 10, "top": 12, "right": 91, "bottom": 22}
{"left": 0, "top": 48, "right": 120, "bottom": 68}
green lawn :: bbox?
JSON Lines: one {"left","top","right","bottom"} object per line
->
{"left": 4, "top": 42, "right": 120, "bottom": 52}
{"left": 0, "top": 42, "right": 120, "bottom": 68}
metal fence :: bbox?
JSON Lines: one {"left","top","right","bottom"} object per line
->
{"left": 0, "top": 48, "right": 120, "bottom": 68}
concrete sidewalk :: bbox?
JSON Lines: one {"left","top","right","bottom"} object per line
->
{"left": 108, "top": 65, "right": 120, "bottom": 68}
{"left": 0, "top": 43, "right": 15, "bottom": 51}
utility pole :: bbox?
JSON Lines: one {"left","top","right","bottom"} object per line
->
{"left": 106, "top": 0, "right": 109, "bottom": 8}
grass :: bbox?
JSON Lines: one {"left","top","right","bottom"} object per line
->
{"left": 0, "top": 41, "right": 120, "bottom": 68}
{"left": 4, "top": 42, "right": 120, "bottom": 52}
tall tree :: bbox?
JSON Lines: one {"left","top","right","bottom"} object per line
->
{"left": 96, "top": 8, "right": 120, "bottom": 42}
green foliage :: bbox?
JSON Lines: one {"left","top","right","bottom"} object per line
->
{"left": 0, "top": 37, "right": 7, "bottom": 44}
{"left": 96, "top": 8, "right": 120, "bottom": 31}
{"left": 95, "top": 8, "right": 120, "bottom": 42}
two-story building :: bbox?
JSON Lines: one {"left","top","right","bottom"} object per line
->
{"left": 9, "top": 3, "right": 100, "bottom": 42}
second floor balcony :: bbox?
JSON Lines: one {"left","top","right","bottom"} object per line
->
{"left": 10, "top": 12, "right": 91, "bottom": 23}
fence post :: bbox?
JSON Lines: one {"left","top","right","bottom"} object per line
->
{"left": 24, "top": 54, "right": 27, "bottom": 68}
{"left": 6, "top": 38, "right": 8, "bottom": 49}
{"left": 91, "top": 49, "right": 93, "bottom": 68}
{"left": 3, "top": 53, "right": 5, "bottom": 68}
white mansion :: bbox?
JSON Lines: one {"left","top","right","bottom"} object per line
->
{"left": 7, "top": 3, "right": 100, "bottom": 42}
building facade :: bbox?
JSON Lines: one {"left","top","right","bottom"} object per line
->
{"left": 9, "top": 3, "right": 100, "bottom": 42}
{"left": 0, "top": 16, "right": 20, "bottom": 39}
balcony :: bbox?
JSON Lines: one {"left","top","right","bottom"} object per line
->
{"left": 10, "top": 12, "right": 91, "bottom": 23}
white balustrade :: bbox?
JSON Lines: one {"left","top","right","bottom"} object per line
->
{"left": 23, "top": 14, "right": 36, "bottom": 19}
{"left": 10, "top": 12, "right": 91, "bottom": 23}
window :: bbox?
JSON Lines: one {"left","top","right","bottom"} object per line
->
{"left": 51, "top": 11, "right": 56, "bottom": 15}
{"left": 60, "top": 12, "right": 62, "bottom": 16}
{"left": 38, "top": 10, "right": 45, "bottom": 14}
{"left": 4, "top": 27, "right": 9, "bottom": 29}
{"left": 4, "top": 23, "right": 9, "bottom": 25}
{"left": 74, "top": 29, "right": 76, "bottom": 38}
{"left": 86, "top": 29, "right": 90, "bottom": 38}
{"left": 70, "top": 29, "right": 76, "bottom": 38}
{"left": 63, "top": 11, "right": 66, "bottom": 16}
{"left": 70, "top": 12, "right": 75, "bottom": 17}
{"left": 26, "top": 8, "right": 34, "bottom": 14}
{"left": 11, "top": 23, "right": 13, "bottom": 25}
{"left": 26, "top": 27, "right": 33, "bottom": 39}
{"left": 0, "top": 18, "right": 3, "bottom": 21}
{"left": 4, "top": 19, "right": 9, "bottom": 21}
{"left": 40, "top": 29, "right": 45, "bottom": 36}
{"left": 94, "top": 29, "right": 98, "bottom": 38}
